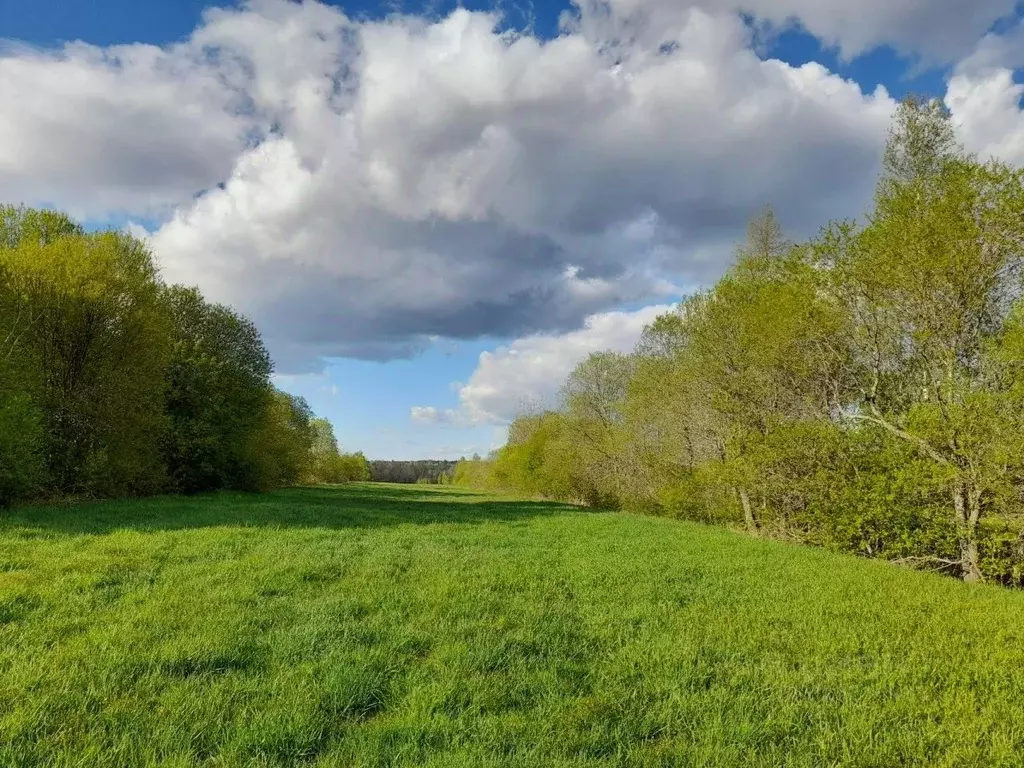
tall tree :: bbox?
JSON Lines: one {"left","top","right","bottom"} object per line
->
{"left": 624, "top": 295, "right": 727, "bottom": 513}
{"left": 0, "top": 228, "right": 171, "bottom": 496}
{"left": 560, "top": 352, "right": 636, "bottom": 507}
{"left": 161, "top": 286, "right": 274, "bottom": 493}
{"left": 821, "top": 97, "right": 1024, "bottom": 581}
{"left": 246, "top": 390, "right": 316, "bottom": 490}
{"left": 677, "top": 217, "right": 850, "bottom": 534}
{"left": 0, "top": 260, "right": 45, "bottom": 506}
{"left": 0, "top": 205, "right": 82, "bottom": 249}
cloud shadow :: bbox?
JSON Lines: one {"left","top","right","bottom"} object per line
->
{"left": 0, "top": 483, "right": 586, "bottom": 537}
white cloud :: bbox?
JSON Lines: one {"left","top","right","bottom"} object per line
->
{"left": 576, "top": 0, "right": 1018, "bottom": 62}
{"left": 6, "top": 1, "right": 1023, "bottom": 373}
{"left": 410, "top": 405, "right": 459, "bottom": 424}
{"left": 0, "top": 40, "right": 250, "bottom": 219}
{"left": 946, "top": 26, "right": 1024, "bottom": 167}
{"left": 430, "top": 303, "right": 673, "bottom": 425}
{"left": 409, "top": 406, "right": 439, "bottom": 423}
{"left": 145, "top": 2, "right": 894, "bottom": 367}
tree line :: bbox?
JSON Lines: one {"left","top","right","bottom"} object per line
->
{"left": 369, "top": 460, "right": 458, "bottom": 484}
{"left": 455, "top": 97, "right": 1024, "bottom": 586}
{"left": 0, "top": 206, "right": 368, "bottom": 507}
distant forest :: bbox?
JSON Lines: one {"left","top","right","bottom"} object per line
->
{"left": 369, "top": 460, "right": 458, "bottom": 484}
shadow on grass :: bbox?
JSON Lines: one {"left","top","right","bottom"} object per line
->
{"left": 0, "top": 483, "right": 587, "bottom": 536}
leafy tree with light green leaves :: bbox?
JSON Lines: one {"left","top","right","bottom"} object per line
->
{"left": 556, "top": 351, "right": 636, "bottom": 507}
{"left": 819, "top": 96, "right": 1024, "bottom": 582}
{"left": 0, "top": 204, "right": 370, "bottom": 505}
{"left": 0, "top": 216, "right": 171, "bottom": 497}
{"left": 339, "top": 450, "right": 372, "bottom": 482}
{"left": 489, "top": 410, "right": 603, "bottom": 504}
{"left": 662, "top": 210, "right": 851, "bottom": 534}
{"left": 0, "top": 207, "right": 84, "bottom": 504}
{"left": 0, "top": 270, "right": 45, "bottom": 505}
{"left": 303, "top": 417, "right": 370, "bottom": 484}
{"left": 245, "top": 390, "right": 317, "bottom": 491}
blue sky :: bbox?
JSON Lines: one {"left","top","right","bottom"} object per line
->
{"left": 3, "top": 0, "right": 1022, "bottom": 459}
{"left": 277, "top": 341, "right": 503, "bottom": 458}
{"left": 1, "top": 1, "right": 556, "bottom": 45}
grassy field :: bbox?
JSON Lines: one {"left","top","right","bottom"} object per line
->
{"left": 2, "top": 484, "right": 1024, "bottom": 767}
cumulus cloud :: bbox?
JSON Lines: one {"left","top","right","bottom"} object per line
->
{"left": 8, "top": 0, "right": 1021, "bottom": 371}
{"left": 946, "top": 25, "right": 1024, "bottom": 167}
{"left": 0, "top": 40, "right": 250, "bottom": 218}
{"left": 575, "top": 0, "right": 1019, "bottom": 62}
{"left": 419, "top": 304, "right": 673, "bottom": 426}
{"left": 144, "top": 1, "right": 895, "bottom": 367}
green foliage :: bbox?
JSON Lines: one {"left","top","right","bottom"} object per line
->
{"left": 161, "top": 286, "right": 274, "bottom": 493}
{"left": 245, "top": 390, "right": 316, "bottom": 491}
{"left": 451, "top": 456, "right": 494, "bottom": 488}
{"left": 4, "top": 484, "right": 1024, "bottom": 766}
{"left": 0, "top": 221, "right": 171, "bottom": 497}
{"left": 338, "top": 451, "right": 372, "bottom": 482}
{"left": 817, "top": 103, "right": 1024, "bottom": 582}
{"left": 303, "top": 417, "right": 344, "bottom": 484}
{"left": 0, "top": 205, "right": 366, "bottom": 504}
{"left": 300, "top": 418, "right": 371, "bottom": 484}
{"left": 0, "top": 390, "right": 45, "bottom": 507}
{"left": 488, "top": 411, "right": 610, "bottom": 506}
{"left": 0, "top": 204, "right": 83, "bottom": 248}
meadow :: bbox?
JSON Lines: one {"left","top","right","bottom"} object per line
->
{"left": 2, "top": 483, "right": 1024, "bottom": 767}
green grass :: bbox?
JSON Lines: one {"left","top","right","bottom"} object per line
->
{"left": 2, "top": 484, "right": 1024, "bottom": 767}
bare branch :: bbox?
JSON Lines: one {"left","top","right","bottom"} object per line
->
{"left": 889, "top": 555, "right": 962, "bottom": 573}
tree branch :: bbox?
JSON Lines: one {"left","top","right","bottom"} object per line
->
{"left": 889, "top": 555, "right": 962, "bottom": 573}
{"left": 845, "top": 405, "right": 953, "bottom": 467}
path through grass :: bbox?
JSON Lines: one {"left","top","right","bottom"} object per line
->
{"left": 2, "top": 483, "right": 1024, "bottom": 766}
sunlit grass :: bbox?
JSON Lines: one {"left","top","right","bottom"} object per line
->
{"left": 2, "top": 483, "right": 1024, "bottom": 766}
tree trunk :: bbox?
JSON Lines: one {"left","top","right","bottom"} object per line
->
{"left": 952, "top": 478, "right": 983, "bottom": 583}
{"left": 738, "top": 486, "right": 758, "bottom": 537}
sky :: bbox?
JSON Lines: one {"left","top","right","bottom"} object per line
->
{"left": 2, "top": 0, "right": 1023, "bottom": 460}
